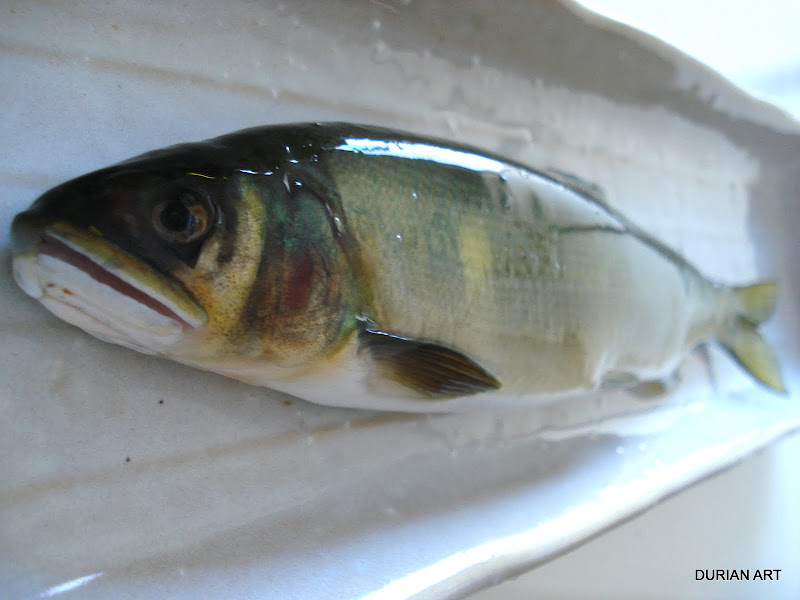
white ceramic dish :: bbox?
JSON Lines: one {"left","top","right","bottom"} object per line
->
{"left": 2, "top": 2, "right": 799, "bottom": 598}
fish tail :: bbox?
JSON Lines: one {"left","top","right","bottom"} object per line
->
{"left": 718, "top": 282, "right": 786, "bottom": 393}
{"left": 732, "top": 281, "right": 778, "bottom": 325}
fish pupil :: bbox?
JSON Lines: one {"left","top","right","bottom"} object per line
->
{"left": 152, "top": 191, "right": 210, "bottom": 244}
{"left": 160, "top": 197, "right": 194, "bottom": 232}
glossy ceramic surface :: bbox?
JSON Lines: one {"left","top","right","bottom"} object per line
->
{"left": 2, "top": 1, "right": 799, "bottom": 598}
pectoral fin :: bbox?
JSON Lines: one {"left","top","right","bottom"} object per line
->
{"left": 359, "top": 327, "right": 501, "bottom": 398}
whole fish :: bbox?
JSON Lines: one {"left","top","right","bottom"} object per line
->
{"left": 10, "top": 123, "right": 785, "bottom": 411}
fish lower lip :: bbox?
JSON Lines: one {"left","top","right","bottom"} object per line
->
{"left": 38, "top": 232, "right": 196, "bottom": 328}
{"left": 12, "top": 252, "right": 43, "bottom": 299}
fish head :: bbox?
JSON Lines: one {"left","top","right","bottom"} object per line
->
{"left": 11, "top": 136, "right": 362, "bottom": 377}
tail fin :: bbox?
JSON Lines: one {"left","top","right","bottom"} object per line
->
{"left": 719, "top": 282, "right": 786, "bottom": 393}
{"left": 733, "top": 282, "right": 778, "bottom": 325}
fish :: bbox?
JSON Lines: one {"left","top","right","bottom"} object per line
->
{"left": 10, "top": 123, "right": 786, "bottom": 412}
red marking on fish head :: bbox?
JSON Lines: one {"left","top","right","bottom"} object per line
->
{"left": 282, "top": 249, "right": 317, "bottom": 313}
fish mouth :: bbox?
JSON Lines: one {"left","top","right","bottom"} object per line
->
{"left": 12, "top": 222, "right": 207, "bottom": 354}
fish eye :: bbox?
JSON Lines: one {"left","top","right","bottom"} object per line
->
{"left": 152, "top": 191, "right": 211, "bottom": 243}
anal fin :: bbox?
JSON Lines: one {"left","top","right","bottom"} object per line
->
{"left": 358, "top": 327, "right": 501, "bottom": 399}
{"left": 603, "top": 370, "right": 679, "bottom": 399}
{"left": 629, "top": 373, "right": 680, "bottom": 398}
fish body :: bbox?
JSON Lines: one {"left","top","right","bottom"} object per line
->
{"left": 10, "top": 123, "right": 785, "bottom": 411}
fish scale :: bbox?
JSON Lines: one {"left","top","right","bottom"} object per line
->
{"left": 327, "top": 148, "right": 692, "bottom": 392}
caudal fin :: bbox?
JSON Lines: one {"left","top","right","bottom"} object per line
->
{"left": 733, "top": 282, "right": 778, "bottom": 325}
{"left": 719, "top": 282, "right": 786, "bottom": 393}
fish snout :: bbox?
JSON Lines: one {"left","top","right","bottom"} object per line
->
{"left": 10, "top": 206, "right": 48, "bottom": 256}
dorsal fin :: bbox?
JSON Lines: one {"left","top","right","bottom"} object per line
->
{"left": 544, "top": 168, "right": 607, "bottom": 203}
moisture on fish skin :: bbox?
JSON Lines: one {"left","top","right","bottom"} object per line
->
{"left": 8, "top": 123, "right": 786, "bottom": 412}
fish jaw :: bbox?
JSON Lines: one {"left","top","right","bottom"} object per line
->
{"left": 11, "top": 222, "right": 208, "bottom": 355}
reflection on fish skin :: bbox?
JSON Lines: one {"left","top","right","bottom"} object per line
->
{"left": 8, "top": 123, "right": 787, "bottom": 412}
